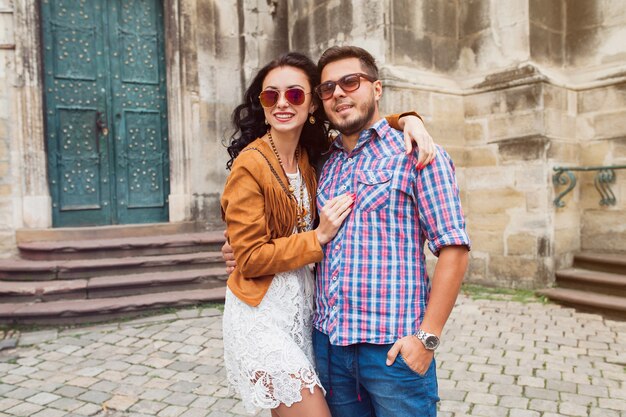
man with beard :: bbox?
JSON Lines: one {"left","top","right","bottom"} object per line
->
{"left": 311, "top": 45, "right": 470, "bottom": 417}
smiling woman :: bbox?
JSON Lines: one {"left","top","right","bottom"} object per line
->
{"left": 220, "top": 52, "right": 352, "bottom": 417}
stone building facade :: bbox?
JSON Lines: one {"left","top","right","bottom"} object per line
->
{"left": 0, "top": 0, "right": 624, "bottom": 289}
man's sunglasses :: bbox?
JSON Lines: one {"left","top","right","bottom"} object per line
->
{"left": 314, "top": 73, "right": 377, "bottom": 100}
{"left": 258, "top": 88, "right": 311, "bottom": 108}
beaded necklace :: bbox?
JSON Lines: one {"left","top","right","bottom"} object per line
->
{"left": 267, "top": 131, "right": 308, "bottom": 232}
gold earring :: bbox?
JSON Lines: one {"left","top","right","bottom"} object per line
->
{"left": 309, "top": 114, "right": 316, "bottom": 124}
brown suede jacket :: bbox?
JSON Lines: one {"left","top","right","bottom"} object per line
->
{"left": 221, "top": 113, "right": 419, "bottom": 306}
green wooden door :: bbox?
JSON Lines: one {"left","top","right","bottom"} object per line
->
{"left": 41, "top": 0, "right": 169, "bottom": 227}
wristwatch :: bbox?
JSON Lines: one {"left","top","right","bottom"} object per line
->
{"left": 414, "top": 329, "right": 440, "bottom": 351}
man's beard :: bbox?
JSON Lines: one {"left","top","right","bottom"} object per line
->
{"left": 330, "top": 99, "right": 376, "bottom": 137}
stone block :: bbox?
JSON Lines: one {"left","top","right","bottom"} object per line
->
{"left": 530, "top": 24, "right": 564, "bottom": 66}
{"left": 423, "top": 0, "right": 457, "bottom": 38}
{"left": 0, "top": 184, "right": 10, "bottom": 196}
{"left": 444, "top": 145, "right": 465, "bottom": 165}
{"left": 548, "top": 140, "right": 579, "bottom": 163}
{"left": 392, "top": 0, "right": 419, "bottom": 32}
{"left": 0, "top": 231, "right": 15, "bottom": 257}
{"left": 465, "top": 145, "right": 498, "bottom": 166}
{"left": 0, "top": 138, "right": 8, "bottom": 161}
{"left": 579, "top": 140, "right": 611, "bottom": 166}
{"left": 507, "top": 233, "right": 538, "bottom": 256}
{"left": 555, "top": 210, "right": 580, "bottom": 230}
{"left": 489, "top": 112, "right": 543, "bottom": 142}
{"left": 488, "top": 255, "right": 543, "bottom": 285}
{"left": 515, "top": 165, "right": 546, "bottom": 191}
{"left": 0, "top": 13, "right": 13, "bottom": 46}
{"left": 433, "top": 37, "right": 459, "bottom": 72}
{"left": 466, "top": 212, "right": 510, "bottom": 232}
{"left": 497, "top": 135, "right": 548, "bottom": 162}
{"left": 466, "top": 255, "right": 487, "bottom": 280}
{"left": 578, "top": 82, "right": 626, "bottom": 114}
{"left": 582, "top": 210, "right": 626, "bottom": 252}
{"left": 465, "top": 91, "right": 503, "bottom": 118}
{"left": 505, "top": 84, "right": 542, "bottom": 113}
{"left": 0, "top": 161, "right": 8, "bottom": 177}
{"left": 427, "top": 123, "right": 465, "bottom": 147}
{"left": 567, "top": 0, "right": 601, "bottom": 30}
{"left": 464, "top": 121, "right": 487, "bottom": 144}
{"left": 433, "top": 94, "right": 464, "bottom": 122}
{"left": 465, "top": 166, "right": 514, "bottom": 190}
{"left": 381, "top": 88, "right": 433, "bottom": 120}
{"left": 543, "top": 84, "right": 568, "bottom": 111}
{"left": 467, "top": 188, "right": 526, "bottom": 214}
{"left": 529, "top": 0, "right": 564, "bottom": 31}
{"left": 544, "top": 109, "right": 577, "bottom": 140}
{"left": 391, "top": 27, "right": 433, "bottom": 68}
{"left": 469, "top": 231, "right": 505, "bottom": 254}
{"left": 0, "top": 116, "right": 8, "bottom": 139}
{"left": 566, "top": 27, "right": 602, "bottom": 67}
{"left": 526, "top": 190, "right": 549, "bottom": 212}
{"left": 575, "top": 115, "right": 595, "bottom": 141}
{"left": 592, "top": 110, "right": 626, "bottom": 140}
{"left": 613, "top": 138, "right": 626, "bottom": 160}
{"left": 459, "top": 0, "right": 490, "bottom": 37}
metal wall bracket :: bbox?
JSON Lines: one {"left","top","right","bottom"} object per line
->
{"left": 553, "top": 165, "right": 626, "bottom": 207}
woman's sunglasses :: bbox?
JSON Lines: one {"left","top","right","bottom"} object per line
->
{"left": 314, "top": 73, "right": 377, "bottom": 100}
{"left": 258, "top": 88, "right": 311, "bottom": 108}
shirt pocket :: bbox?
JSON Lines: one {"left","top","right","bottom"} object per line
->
{"left": 356, "top": 170, "right": 393, "bottom": 213}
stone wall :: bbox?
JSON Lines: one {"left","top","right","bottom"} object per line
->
{"left": 0, "top": 1, "right": 16, "bottom": 257}
{"left": 284, "top": 0, "right": 625, "bottom": 288}
{"left": 576, "top": 82, "right": 626, "bottom": 253}
{"left": 189, "top": 0, "right": 288, "bottom": 228}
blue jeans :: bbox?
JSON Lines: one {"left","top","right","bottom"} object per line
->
{"left": 313, "top": 329, "right": 439, "bottom": 417}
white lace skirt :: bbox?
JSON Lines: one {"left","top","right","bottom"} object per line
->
{"left": 222, "top": 265, "right": 323, "bottom": 414}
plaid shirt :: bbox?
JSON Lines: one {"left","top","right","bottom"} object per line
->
{"left": 313, "top": 119, "right": 470, "bottom": 346}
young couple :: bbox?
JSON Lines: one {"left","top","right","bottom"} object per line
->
{"left": 221, "top": 46, "right": 470, "bottom": 417}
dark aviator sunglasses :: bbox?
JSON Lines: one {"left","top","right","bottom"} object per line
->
{"left": 314, "top": 73, "right": 377, "bottom": 100}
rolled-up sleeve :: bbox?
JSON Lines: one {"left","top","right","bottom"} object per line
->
{"left": 415, "top": 146, "right": 471, "bottom": 256}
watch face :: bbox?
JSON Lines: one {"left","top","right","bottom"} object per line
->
{"left": 424, "top": 335, "right": 439, "bottom": 350}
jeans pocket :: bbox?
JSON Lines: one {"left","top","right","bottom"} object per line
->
{"left": 397, "top": 353, "right": 429, "bottom": 377}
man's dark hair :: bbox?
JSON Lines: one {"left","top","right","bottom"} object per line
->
{"left": 317, "top": 45, "right": 379, "bottom": 79}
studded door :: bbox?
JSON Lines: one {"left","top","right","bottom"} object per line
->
{"left": 41, "top": 0, "right": 169, "bottom": 227}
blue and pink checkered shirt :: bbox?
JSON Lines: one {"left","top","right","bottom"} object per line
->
{"left": 313, "top": 118, "right": 470, "bottom": 346}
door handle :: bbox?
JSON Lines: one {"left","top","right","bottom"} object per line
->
{"left": 96, "top": 111, "right": 109, "bottom": 136}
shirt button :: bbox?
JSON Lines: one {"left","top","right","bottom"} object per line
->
{"left": 332, "top": 306, "right": 337, "bottom": 311}
{"left": 334, "top": 245, "right": 340, "bottom": 251}
{"left": 348, "top": 158, "right": 353, "bottom": 163}
{"left": 341, "top": 185, "right": 347, "bottom": 190}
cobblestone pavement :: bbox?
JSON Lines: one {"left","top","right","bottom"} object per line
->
{"left": 0, "top": 294, "right": 624, "bottom": 417}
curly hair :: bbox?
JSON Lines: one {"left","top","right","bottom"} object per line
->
{"left": 226, "top": 52, "right": 329, "bottom": 170}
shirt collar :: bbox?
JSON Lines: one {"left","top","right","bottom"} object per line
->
{"left": 329, "top": 118, "right": 390, "bottom": 153}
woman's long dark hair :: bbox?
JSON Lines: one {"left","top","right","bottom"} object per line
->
{"left": 226, "top": 52, "right": 329, "bottom": 170}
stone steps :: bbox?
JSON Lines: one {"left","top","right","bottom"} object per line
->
{"left": 541, "top": 252, "right": 626, "bottom": 320}
{"left": 0, "top": 287, "right": 227, "bottom": 325}
{"left": 554, "top": 267, "right": 626, "bottom": 297}
{"left": 537, "top": 288, "right": 626, "bottom": 320}
{"left": 0, "top": 251, "right": 225, "bottom": 280}
{"left": 573, "top": 252, "right": 626, "bottom": 275}
{"left": 0, "top": 224, "right": 228, "bottom": 324}
{"left": 0, "top": 267, "right": 227, "bottom": 302}
{"left": 17, "top": 231, "right": 225, "bottom": 260}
